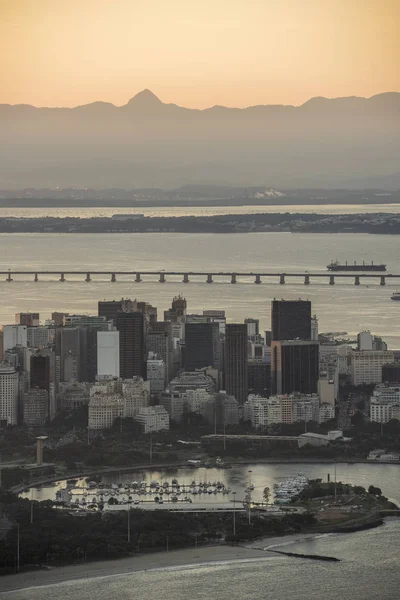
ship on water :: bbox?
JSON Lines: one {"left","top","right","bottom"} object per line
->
{"left": 327, "top": 260, "right": 386, "bottom": 272}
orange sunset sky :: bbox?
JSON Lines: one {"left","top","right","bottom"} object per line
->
{"left": 1, "top": 0, "right": 399, "bottom": 108}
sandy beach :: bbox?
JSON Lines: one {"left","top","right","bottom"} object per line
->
{"left": 0, "top": 544, "right": 273, "bottom": 594}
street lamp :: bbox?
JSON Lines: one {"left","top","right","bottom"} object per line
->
{"left": 232, "top": 491, "right": 237, "bottom": 536}
{"left": 248, "top": 470, "right": 253, "bottom": 525}
{"left": 30, "top": 488, "right": 34, "bottom": 524}
{"left": 334, "top": 461, "right": 337, "bottom": 503}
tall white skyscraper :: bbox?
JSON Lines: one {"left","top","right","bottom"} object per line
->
{"left": 0, "top": 364, "right": 19, "bottom": 425}
{"left": 3, "top": 325, "right": 28, "bottom": 352}
{"left": 97, "top": 331, "right": 120, "bottom": 377}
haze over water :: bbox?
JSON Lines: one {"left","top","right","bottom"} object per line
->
{"left": 0, "top": 231, "right": 399, "bottom": 345}
{"left": 0, "top": 203, "right": 399, "bottom": 219}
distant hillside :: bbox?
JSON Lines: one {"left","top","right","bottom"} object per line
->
{"left": 1, "top": 90, "right": 399, "bottom": 190}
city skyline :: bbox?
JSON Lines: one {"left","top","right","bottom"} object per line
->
{"left": 1, "top": 0, "right": 399, "bottom": 109}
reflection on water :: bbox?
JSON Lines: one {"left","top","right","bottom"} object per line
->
{"left": 22, "top": 462, "right": 400, "bottom": 507}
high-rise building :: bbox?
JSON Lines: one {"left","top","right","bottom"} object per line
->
{"left": 135, "top": 301, "right": 157, "bottom": 327}
{"left": 203, "top": 310, "right": 226, "bottom": 334}
{"left": 97, "top": 331, "right": 120, "bottom": 377}
{"left": 55, "top": 327, "right": 83, "bottom": 382}
{"left": 147, "top": 322, "right": 173, "bottom": 383}
{"left": 27, "top": 326, "right": 55, "bottom": 348}
{"left": 135, "top": 406, "right": 170, "bottom": 433}
{"left": 147, "top": 354, "right": 165, "bottom": 396}
{"left": 357, "top": 331, "right": 388, "bottom": 352}
{"left": 15, "top": 312, "right": 40, "bottom": 327}
{"left": 245, "top": 318, "right": 259, "bottom": 340}
{"left": 116, "top": 312, "right": 146, "bottom": 379}
{"left": 271, "top": 300, "right": 311, "bottom": 341}
{"left": 204, "top": 391, "right": 239, "bottom": 427}
{"left": 351, "top": 350, "right": 394, "bottom": 385}
{"left": 98, "top": 298, "right": 134, "bottom": 326}
{"left": 184, "top": 322, "right": 220, "bottom": 371}
{"left": 311, "top": 316, "right": 319, "bottom": 341}
{"left": 248, "top": 360, "right": 271, "bottom": 397}
{"left": 164, "top": 296, "right": 187, "bottom": 322}
{"left": 357, "top": 331, "right": 374, "bottom": 351}
{"left": 31, "top": 353, "right": 51, "bottom": 390}
{"left": 122, "top": 378, "right": 150, "bottom": 417}
{"left": 23, "top": 388, "right": 49, "bottom": 426}
{"left": 159, "top": 390, "right": 184, "bottom": 422}
{"left": 51, "top": 312, "right": 69, "bottom": 326}
{"left": 271, "top": 340, "right": 319, "bottom": 395}
{"left": 0, "top": 364, "right": 19, "bottom": 425}
{"left": 224, "top": 324, "right": 248, "bottom": 404}
{"left": 382, "top": 362, "right": 400, "bottom": 383}
{"left": 30, "top": 349, "right": 56, "bottom": 419}
{"left": 3, "top": 325, "right": 28, "bottom": 352}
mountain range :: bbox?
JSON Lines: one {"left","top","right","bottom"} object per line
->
{"left": 1, "top": 90, "right": 399, "bottom": 190}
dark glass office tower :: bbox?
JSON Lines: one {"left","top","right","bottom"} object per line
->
{"left": 184, "top": 322, "right": 220, "bottom": 371}
{"left": 30, "top": 354, "right": 51, "bottom": 391}
{"left": 382, "top": 362, "right": 400, "bottom": 383}
{"left": 271, "top": 300, "right": 311, "bottom": 341}
{"left": 224, "top": 324, "right": 248, "bottom": 404}
{"left": 271, "top": 340, "right": 319, "bottom": 395}
{"left": 116, "top": 312, "right": 146, "bottom": 379}
{"left": 98, "top": 299, "right": 134, "bottom": 327}
{"left": 248, "top": 361, "right": 271, "bottom": 397}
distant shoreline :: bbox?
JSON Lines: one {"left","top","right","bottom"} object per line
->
{"left": 1, "top": 212, "right": 400, "bottom": 234}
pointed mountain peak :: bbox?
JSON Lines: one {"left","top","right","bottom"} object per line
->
{"left": 126, "top": 89, "right": 162, "bottom": 107}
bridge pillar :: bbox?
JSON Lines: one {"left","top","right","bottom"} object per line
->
{"left": 207, "top": 274, "right": 213, "bottom": 284}
{"left": 6, "top": 272, "right": 12, "bottom": 282}
{"left": 135, "top": 273, "right": 141, "bottom": 283}
{"left": 304, "top": 274, "right": 310, "bottom": 285}
{"left": 279, "top": 274, "right": 285, "bottom": 285}
{"left": 59, "top": 273, "right": 65, "bottom": 282}
{"left": 329, "top": 275, "right": 335, "bottom": 285}
{"left": 34, "top": 273, "right": 39, "bottom": 282}
{"left": 231, "top": 274, "right": 237, "bottom": 284}
{"left": 183, "top": 273, "right": 189, "bottom": 283}
{"left": 354, "top": 276, "right": 360, "bottom": 286}
{"left": 380, "top": 276, "right": 386, "bottom": 286}
{"left": 159, "top": 272, "right": 166, "bottom": 283}
{"left": 255, "top": 274, "right": 261, "bottom": 284}
{"left": 86, "top": 272, "right": 91, "bottom": 282}
{"left": 111, "top": 273, "right": 116, "bottom": 282}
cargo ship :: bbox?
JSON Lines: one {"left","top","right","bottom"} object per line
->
{"left": 327, "top": 260, "right": 386, "bottom": 272}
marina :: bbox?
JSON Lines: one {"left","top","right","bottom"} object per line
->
{"left": 20, "top": 462, "right": 400, "bottom": 510}
{"left": 55, "top": 478, "right": 235, "bottom": 511}
{"left": 273, "top": 474, "right": 309, "bottom": 504}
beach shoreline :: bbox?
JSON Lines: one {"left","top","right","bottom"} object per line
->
{"left": 0, "top": 545, "right": 273, "bottom": 594}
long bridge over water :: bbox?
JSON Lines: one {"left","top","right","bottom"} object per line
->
{"left": 0, "top": 270, "right": 399, "bottom": 285}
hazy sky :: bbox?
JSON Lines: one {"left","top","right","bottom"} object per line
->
{"left": 1, "top": 0, "right": 399, "bottom": 108}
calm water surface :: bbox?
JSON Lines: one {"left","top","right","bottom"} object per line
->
{"left": 0, "top": 232, "right": 399, "bottom": 345}
{"left": 1, "top": 203, "right": 400, "bottom": 218}
{"left": 23, "top": 462, "right": 400, "bottom": 506}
